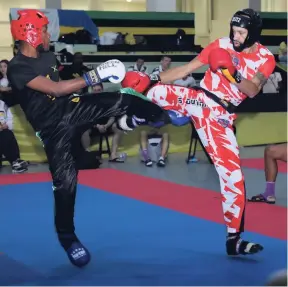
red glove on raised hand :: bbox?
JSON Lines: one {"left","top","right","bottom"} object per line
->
{"left": 121, "top": 71, "right": 152, "bottom": 93}
{"left": 208, "top": 48, "right": 242, "bottom": 84}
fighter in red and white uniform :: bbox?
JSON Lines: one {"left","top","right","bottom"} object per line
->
{"left": 122, "top": 8, "right": 276, "bottom": 256}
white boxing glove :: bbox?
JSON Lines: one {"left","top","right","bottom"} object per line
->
{"left": 83, "top": 59, "right": 126, "bottom": 86}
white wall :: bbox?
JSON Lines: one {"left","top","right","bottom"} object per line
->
{"left": 261, "top": 0, "right": 287, "bottom": 11}
{"left": 0, "top": 0, "right": 43, "bottom": 59}
{"left": 61, "top": 0, "right": 90, "bottom": 10}
{"left": 0, "top": 0, "right": 41, "bottom": 21}
{"left": 103, "top": 2, "right": 146, "bottom": 12}
{"left": 62, "top": 0, "right": 145, "bottom": 12}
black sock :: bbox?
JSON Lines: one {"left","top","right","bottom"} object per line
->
{"left": 227, "top": 232, "right": 240, "bottom": 239}
{"left": 58, "top": 233, "right": 79, "bottom": 251}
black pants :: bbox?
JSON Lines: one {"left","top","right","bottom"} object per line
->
{"left": 0, "top": 129, "right": 20, "bottom": 164}
{"left": 38, "top": 91, "right": 168, "bottom": 235}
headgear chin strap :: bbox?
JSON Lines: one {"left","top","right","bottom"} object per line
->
{"left": 229, "top": 8, "right": 262, "bottom": 52}
{"left": 11, "top": 10, "right": 49, "bottom": 49}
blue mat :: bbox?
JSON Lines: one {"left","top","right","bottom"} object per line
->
{"left": 0, "top": 182, "right": 286, "bottom": 286}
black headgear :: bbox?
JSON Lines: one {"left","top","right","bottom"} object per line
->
{"left": 229, "top": 8, "right": 262, "bottom": 52}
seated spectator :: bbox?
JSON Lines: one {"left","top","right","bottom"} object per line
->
{"left": 150, "top": 56, "right": 172, "bottom": 75}
{"left": 0, "top": 60, "right": 12, "bottom": 93}
{"left": 81, "top": 84, "right": 124, "bottom": 162}
{"left": 93, "top": 119, "right": 125, "bottom": 162}
{"left": 262, "top": 72, "right": 282, "bottom": 94}
{"left": 127, "top": 58, "right": 148, "bottom": 73}
{"left": 90, "top": 83, "right": 104, "bottom": 94}
{"left": 140, "top": 126, "right": 169, "bottom": 167}
{"left": 0, "top": 59, "right": 19, "bottom": 109}
{"left": 174, "top": 74, "right": 197, "bottom": 88}
{"left": 0, "top": 99, "right": 28, "bottom": 173}
{"left": 278, "top": 42, "right": 287, "bottom": 63}
{"left": 249, "top": 143, "right": 287, "bottom": 204}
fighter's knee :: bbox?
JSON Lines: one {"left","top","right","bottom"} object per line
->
{"left": 54, "top": 170, "right": 77, "bottom": 192}
{"left": 265, "top": 145, "right": 279, "bottom": 158}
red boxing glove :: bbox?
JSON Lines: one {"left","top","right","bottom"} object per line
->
{"left": 121, "top": 71, "right": 152, "bottom": 93}
{"left": 208, "top": 48, "right": 242, "bottom": 84}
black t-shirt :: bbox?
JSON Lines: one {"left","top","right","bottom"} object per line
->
{"left": 7, "top": 51, "right": 67, "bottom": 132}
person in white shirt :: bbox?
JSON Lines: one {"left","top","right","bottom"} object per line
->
{"left": 262, "top": 72, "right": 282, "bottom": 93}
{"left": 150, "top": 56, "right": 171, "bottom": 75}
{"left": 127, "top": 58, "right": 148, "bottom": 74}
{"left": 174, "top": 74, "right": 197, "bottom": 87}
{"left": 0, "top": 99, "right": 29, "bottom": 173}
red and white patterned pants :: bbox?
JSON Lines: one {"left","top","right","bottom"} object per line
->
{"left": 146, "top": 83, "right": 245, "bottom": 233}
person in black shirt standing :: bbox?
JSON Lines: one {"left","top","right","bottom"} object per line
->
{"left": 60, "top": 52, "right": 91, "bottom": 94}
{"left": 60, "top": 52, "right": 90, "bottom": 80}
{"left": 8, "top": 9, "right": 169, "bottom": 268}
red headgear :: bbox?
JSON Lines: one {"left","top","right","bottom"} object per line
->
{"left": 121, "top": 71, "right": 151, "bottom": 93}
{"left": 11, "top": 10, "right": 49, "bottom": 49}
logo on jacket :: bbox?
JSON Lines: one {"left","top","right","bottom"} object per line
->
{"left": 231, "top": 55, "right": 240, "bottom": 68}
{"left": 218, "top": 118, "right": 230, "bottom": 128}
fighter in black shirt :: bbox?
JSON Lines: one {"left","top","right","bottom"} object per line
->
{"left": 8, "top": 10, "right": 169, "bottom": 267}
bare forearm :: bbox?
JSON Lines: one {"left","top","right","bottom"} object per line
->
{"left": 159, "top": 57, "right": 204, "bottom": 83}
{"left": 159, "top": 64, "right": 190, "bottom": 83}
{"left": 53, "top": 78, "right": 87, "bottom": 97}
{"left": 235, "top": 78, "right": 260, "bottom": 98}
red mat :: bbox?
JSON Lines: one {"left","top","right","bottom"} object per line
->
{"left": 0, "top": 169, "right": 287, "bottom": 240}
{"left": 241, "top": 158, "right": 287, "bottom": 173}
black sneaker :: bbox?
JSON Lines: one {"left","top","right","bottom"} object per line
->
{"left": 145, "top": 159, "right": 153, "bottom": 167}
{"left": 226, "top": 234, "right": 264, "bottom": 255}
{"left": 157, "top": 157, "right": 166, "bottom": 167}
{"left": 12, "top": 159, "right": 28, "bottom": 173}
